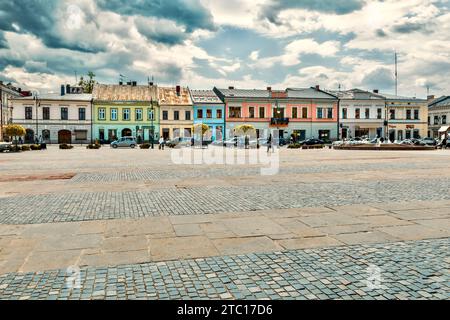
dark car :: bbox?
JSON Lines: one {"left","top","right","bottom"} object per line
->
{"left": 301, "top": 138, "right": 325, "bottom": 146}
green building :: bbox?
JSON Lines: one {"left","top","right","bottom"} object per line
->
{"left": 92, "top": 83, "right": 159, "bottom": 143}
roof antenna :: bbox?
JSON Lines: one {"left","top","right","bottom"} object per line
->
{"left": 338, "top": 83, "right": 341, "bottom": 92}
{"left": 394, "top": 50, "right": 398, "bottom": 96}
{"left": 74, "top": 70, "right": 78, "bottom": 84}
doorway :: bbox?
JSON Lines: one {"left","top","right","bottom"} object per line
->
{"left": 121, "top": 128, "right": 132, "bottom": 137}
{"left": 58, "top": 130, "right": 71, "bottom": 144}
{"left": 25, "top": 129, "right": 35, "bottom": 143}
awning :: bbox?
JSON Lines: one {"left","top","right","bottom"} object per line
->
{"left": 438, "top": 126, "right": 450, "bottom": 133}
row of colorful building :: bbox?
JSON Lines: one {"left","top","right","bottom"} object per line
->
{"left": 1, "top": 80, "right": 449, "bottom": 144}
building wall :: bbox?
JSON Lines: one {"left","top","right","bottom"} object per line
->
{"left": 159, "top": 104, "right": 193, "bottom": 139}
{"left": 10, "top": 99, "right": 92, "bottom": 143}
{"left": 428, "top": 105, "right": 450, "bottom": 138}
{"left": 386, "top": 100, "right": 428, "bottom": 140}
{"left": 193, "top": 104, "right": 225, "bottom": 140}
{"left": 93, "top": 103, "right": 160, "bottom": 142}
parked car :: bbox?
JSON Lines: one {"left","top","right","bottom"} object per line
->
{"left": 422, "top": 137, "right": 437, "bottom": 146}
{"left": 0, "top": 141, "right": 12, "bottom": 152}
{"left": 301, "top": 138, "right": 325, "bottom": 146}
{"left": 110, "top": 136, "right": 137, "bottom": 148}
{"left": 166, "top": 137, "right": 191, "bottom": 148}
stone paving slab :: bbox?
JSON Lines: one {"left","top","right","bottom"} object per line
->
{"left": 0, "top": 238, "right": 447, "bottom": 300}
{"left": 1, "top": 203, "right": 449, "bottom": 275}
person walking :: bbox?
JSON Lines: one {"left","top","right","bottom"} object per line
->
{"left": 267, "top": 134, "right": 273, "bottom": 153}
{"left": 159, "top": 137, "right": 165, "bottom": 150}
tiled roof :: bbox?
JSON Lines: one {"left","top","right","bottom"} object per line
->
{"left": 287, "top": 87, "right": 337, "bottom": 100}
{"left": 429, "top": 96, "right": 450, "bottom": 108}
{"left": 93, "top": 84, "right": 157, "bottom": 102}
{"left": 158, "top": 86, "right": 192, "bottom": 105}
{"left": 190, "top": 89, "right": 223, "bottom": 104}
{"left": 12, "top": 93, "right": 92, "bottom": 101}
{"left": 214, "top": 88, "right": 271, "bottom": 99}
{"left": 376, "top": 92, "right": 426, "bottom": 102}
{"left": 327, "top": 88, "right": 385, "bottom": 100}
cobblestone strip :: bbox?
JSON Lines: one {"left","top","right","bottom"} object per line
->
{"left": 1, "top": 179, "right": 450, "bottom": 225}
{"left": 0, "top": 239, "right": 448, "bottom": 300}
{"left": 70, "top": 162, "right": 445, "bottom": 183}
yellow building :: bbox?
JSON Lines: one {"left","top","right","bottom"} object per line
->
{"left": 158, "top": 86, "right": 193, "bottom": 140}
{"left": 379, "top": 93, "right": 428, "bottom": 141}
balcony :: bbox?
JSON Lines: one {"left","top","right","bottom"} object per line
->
{"left": 270, "top": 117, "right": 289, "bottom": 126}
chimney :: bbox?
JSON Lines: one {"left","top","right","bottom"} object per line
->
{"left": 149, "top": 81, "right": 154, "bottom": 86}
{"left": 61, "top": 84, "right": 65, "bottom": 96}
{"left": 66, "top": 84, "right": 70, "bottom": 94}
{"left": 373, "top": 89, "right": 379, "bottom": 94}
{"left": 315, "top": 85, "right": 320, "bottom": 90}
{"left": 228, "top": 86, "right": 234, "bottom": 90}
{"left": 267, "top": 87, "right": 272, "bottom": 91}
{"left": 427, "top": 95, "right": 435, "bottom": 101}
{"left": 119, "top": 81, "right": 123, "bottom": 85}
{"left": 132, "top": 81, "right": 137, "bottom": 87}
{"left": 176, "top": 85, "right": 181, "bottom": 96}
{"left": 18, "top": 88, "right": 22, "bottom": 93}
{"left": 127, "top": 81, "right": 132, "bottom": 86}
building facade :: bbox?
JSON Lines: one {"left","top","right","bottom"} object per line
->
{"left": 10, "top": 85, "right": 92, "bottom": 144}
{"left": 329, "top": 89, "right": 386, "bottom": 139}
{"left": 190, "top": 89, "right": 225, "bottom": 141}
{"left": 159, "top": 86, "right": 193, "bottom": 140}
{"left": 1, "top": 82, "right": 25, "bottom": 141}
{"left": 428, "top": 96, "right": 450, "bottom": 139}
{"left": 378, "top": 93, "right": 428, "bottom": 141}
{"left": 214, "top": 86, "right": 338, "bottom": 141}
{"left": 92, "top": 83, "right": 159, "bottom": 143}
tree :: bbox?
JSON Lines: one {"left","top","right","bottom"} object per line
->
{"left": 193, "top": 123, "right": 209, "bottom": 136}
{"left": 234, "top": 124, "right": 256, "bottom": 135}
{"left": 78, "top": 71, "right": 97, "bottom": 93}
{"left": 4, "top": 124, "right": 25, "bottom": 148}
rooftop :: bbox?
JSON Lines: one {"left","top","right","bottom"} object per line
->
{"left": 189, "top": 89, "right": 223, "bottom": 104}
{"left": 12, "top": 93, "right": 92, "bottom": 101}
{"left": 327, "top": 88, "right": 385, "bottom": 100}
{"left": 93, "top": 84, "right": 157, "bottom": 102}
{"left": 158, "top": 86, "right": 192, "bottom": 105}
{"left": 429, "top": 96, "right": 450, "bottom": 108}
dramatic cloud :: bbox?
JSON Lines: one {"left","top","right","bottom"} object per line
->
{"left": 0, "top": 0, "right": 448, "bottom": 98}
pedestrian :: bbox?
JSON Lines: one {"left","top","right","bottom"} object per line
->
{"left": 267, "top": 134, "right": 273, "bottom": 153}
{"left": 18, "top": 137, "right": 23, "bottom": 145}
{"left": 443, "top": 136, "right": 447, "bottom": 149}
{"left": 245, "top": 135, "right": 249, "bottom": 149}
{"left": 159, "top": 137, "right": 165, "bottom": 150}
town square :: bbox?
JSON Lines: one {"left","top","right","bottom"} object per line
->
{"left": 0, "top": 0, "right": 449, "bottom": 305}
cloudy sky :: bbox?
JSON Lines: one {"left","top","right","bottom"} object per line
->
{"left": 0, "top": 0, "right": 449, "bottom": 97}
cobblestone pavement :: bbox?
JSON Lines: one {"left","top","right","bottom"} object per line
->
{"left": 0, "top": 239, "right": 447, "bottom": 300}
{"left": 69, "top": 162, "right": 445, "bottom": 183}
{"left": 1, "top": 178, "right": 450, "bottom": 224}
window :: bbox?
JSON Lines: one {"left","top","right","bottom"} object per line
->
{"left": 406, "top": 110, "right": 411, "bottom": 120}
{"left": 217, "top": 109, "right": 222, "bottom": 119}
{"left": 259, "top": 107, "right": 265, "bottom": 118}
{"left": 123, "top": 108, "right": 130, "bottom": 121}
{"left": 99, "top": 129, "right": 105, "bottom": 140}
{"left": 327, "top": 108, "right": 333, "bottom": 119}
{"left": 75, "top": 130, "right": 87, "bottom": 141}
{"left": 434, "top": 116, "right": 439, "bottom": 125}
{"left": 174, "top": 111, "right": 179, "bottom": 120}
{"left": 442, "top": 115, "right": 447, "bottom": 124}
{"left": 428, "top": 116, "right": 430, "bottom": 125}
{"left": 317, "top": 108, "right": 323, "bottom": 119}
{"left": 185, "top": 110, "right": 191, "bottom": 121}
{"left": 147, "top": 109, "right": 154, "bottom": 120}
{"left": 377, "top": 108, "right": 382, "bottom": 119}
{"left": 413, "top": 130, "right": 420, "bottom": 139}
{"left": 42, "top": 129, "right": 50, "bottom": 141}
{"left": 229, "top": 107, "right": 241, "bottom": 118}
{"left": 197, "top": 109, "right": 203, "bottom": 119}
{"left": 111, "top": 108, "right": 118, "bottom": 121}
{"left": 302, "top": 107, "right": 308, "bottom": 118}
{"left": 79, "top": 108, "right": 86, "bottom": 121}
{"left": 136, "top": 108, "right": 143, "bottom": 121}
{"left": 61, "top": 107, "right": 68, "bottom": 120}
{"left": 405, "top": 130, "right": 411, "bottom": 139}
{"left": 390, "top": 109, "right": 395, "bottom": 120}
{"left": 43, "top": 107, "right": 50, "bottom": 120}
{"left": 206, "top": 109, "right": 212, "bottom": 119}
{"left": 25, "top": 107, "right": 33, "bottom": 120}
{"left": 342, "top": 108, "right": 347, "bottom": 119}
{"left": 292, "top": 107, "right": 298, "bottom": 119}
{"left": 365, "top": 108, "right": 370, "bottom": 119}
{"left": 355, "top": 108, "right": 360, "bottom": 119}
{"left": 319, "top": 130, "right": 330, "bottom": 140}
{"left": 162, "top": 111, "right": 168, "bottom": 120}
{"left": 249, "top": 107, "right": 255, "bottom": 118}
{"left": 98, "top": 108, "right": 106, "bottom": 120}
{"left": 414, "top": 110, "right": 419, "bottom": 120}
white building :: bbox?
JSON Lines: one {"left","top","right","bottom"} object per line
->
{"left": 328, "top": 89, "right": 386, "bottom": 139}
{"left": 1, "top": 81, "right": 24, "bottom": 141}
{"left": 428, "top": 96, "right": 450, "bottom": 139}
{"left": 10, "top": 85, "right": 93, "bottom": 144}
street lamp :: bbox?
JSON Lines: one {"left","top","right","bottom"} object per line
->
{"left": 34, "top": 92, "right": 40, "bottom": 143}
{"left": 150, "top": 98, "right": 155, "bottom": 149}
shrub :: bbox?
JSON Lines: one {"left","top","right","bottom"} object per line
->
{"left": 287, "top": 143, "right": 302, "bottom": 149}
{"left": 9, "top": 146, "right": 21, "bottom": 152}
{"left": 21, "top": 145, "right": 31, "bottom": 151}
{"left": 59, "top": 143, "right": 74, "bottom": 150}
{"left": 140, "top": 143, "right": 151, "bottom": 149}
{"left": 30, "top": 144, "right": 41, "bottom": 150}
{"left": 86, "top": 143, "right": 101, "bottom": 149}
